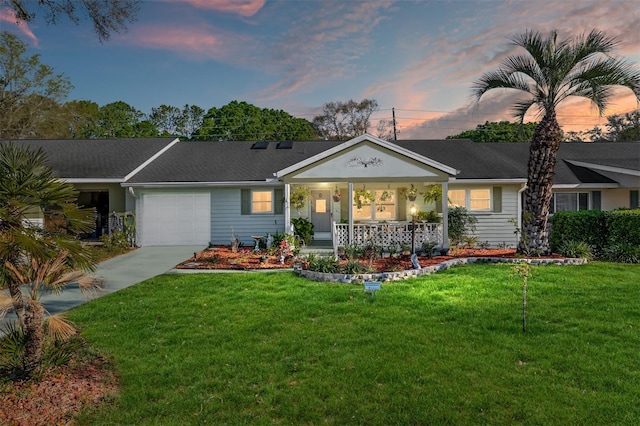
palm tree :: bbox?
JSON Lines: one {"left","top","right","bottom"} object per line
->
{"left": 0, "top": 143, "right": 99, "bottom": 376}
{"left": 473, "top": 30, "right": 640, "bottom": 254}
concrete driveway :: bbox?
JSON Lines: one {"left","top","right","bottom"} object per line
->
{"left": 1, "top": 246, "right": 203, "bottom": 328}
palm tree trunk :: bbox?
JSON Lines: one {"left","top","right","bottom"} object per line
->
{"left": 21, "top": 300, "right": 45, "bottom": 374}
{"left": 519, "top": 110, "right": 563, "bottom": 255}
{"left": 7, "top": 282, "right": 45, "bottom": 375}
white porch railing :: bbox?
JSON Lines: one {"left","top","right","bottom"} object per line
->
{"left": 332, "top": 221, "right": 442, "bottom": 253}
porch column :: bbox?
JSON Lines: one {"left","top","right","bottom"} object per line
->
{"left": 348, "top": 181, "right": 354, "bottom": 244}
{"left": 441, "top": 181, "right": 449, "bottom": 254}
{"left": 284, "top": 183, "right": 291, "bottom": 234}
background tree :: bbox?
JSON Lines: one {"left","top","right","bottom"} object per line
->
{"left": 150, "top": 104, "right": 181, "bottom": 136}
{"left": 85, "top": 101, "right": 157, "bottom": 138}
{"left": 63, "top": 99, "right": 100, "bottom": 138}
{"left": 447, "top": 121, "right": 537, "bottom": 142}
{"left": 313, "top": 98, "right": 379, "bottom": 140}
{"left": 3, "top": 0, "right": 140, "bottom": 42}
{"left": 473, "top": 29, "right": 640, "bottom": 255}
{"left": 0, "top": 31, "right": 72, "bottom": 139}
{"left": 175, "top": 104, "right": 204, "bottom": 140}
{"left": 194, "top": 100, "right": 316, "bottom": 141}
{"left": 605, "top": 110, "right": 640, "bottom": 141}
{"left": 0, "top": 143, "right": 98, "bottom": 377}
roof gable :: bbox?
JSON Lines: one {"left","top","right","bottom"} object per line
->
{"left": 276, "top": 134, "right": 458, "bottom": 180}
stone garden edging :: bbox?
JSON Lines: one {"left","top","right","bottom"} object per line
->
{"left": 297, "top": 256, "right": 588, "bottom": 283}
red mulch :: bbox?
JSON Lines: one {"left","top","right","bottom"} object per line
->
{"left": 0, "top": 357, "right": 118, "bottom": 426}
{"left": 176, "top": 246, "right": 559, "bottom": 273}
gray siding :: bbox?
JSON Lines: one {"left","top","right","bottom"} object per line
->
{"left": 471, "top": 185, "right": 520, "bottom": 248}
{"left": 211, "top": 187, "right": 286, "bottom": 246}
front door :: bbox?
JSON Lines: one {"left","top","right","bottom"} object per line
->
{"left": 310, "top": 189, "right": 332, "bottom": 237}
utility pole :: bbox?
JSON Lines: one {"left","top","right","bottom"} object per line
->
{"left": 392, "top": 107, "right": 397, "bottom": 141}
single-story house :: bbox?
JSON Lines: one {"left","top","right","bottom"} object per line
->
{"left": 4, "top": 134, "right": 639, "bottom": 251}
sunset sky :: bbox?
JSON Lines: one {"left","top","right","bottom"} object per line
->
{"left": 2, "top": 0, "right": 639, "bottom": 139}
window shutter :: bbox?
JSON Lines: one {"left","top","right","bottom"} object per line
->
{"left": 274, "top": 188, "right": 284, "bottom": 214}
{"left": 241, "top": 189, "right": 251, "bottom": 215}
{"left": 631, "top": 190, "right": 639, "bottom": 209}
{"left": 592, "top": 191, "right": 601, "bottom": 211}
{"left": 492, "top": 186, "right": 502, "bottom": 212}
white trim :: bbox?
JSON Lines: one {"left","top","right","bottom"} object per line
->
{"left": 450, "top": 178, "right": 527, "bottom": 184}
{"left": 250, "top": 189, "right": 275, "bottom": 215}
{"left": 65, "top": 178, "right": 123, "bottom": 183}
{"left": 565, "top": 160, "right": 640, "bottom": 177}
{"left": 123, "top": 137, "right": 181, "bottom": 182}
{"left": 275, "top": 133, "right": 459, "bottom": 178}
{"left": 123, "top": 181, "right": 282, "bottom": 188}
{"left": 552, "top": 183, "right": 618, "bottom": 189}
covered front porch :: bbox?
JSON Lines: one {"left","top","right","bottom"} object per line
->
{"left": 274, "top": 135, "right": 459, "bottom": 256}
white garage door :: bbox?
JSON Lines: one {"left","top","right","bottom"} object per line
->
{"left": 141, "top": 193, "right": 210, "bottom": 246}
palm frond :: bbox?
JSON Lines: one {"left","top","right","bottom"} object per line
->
{"left": 45, "top": 313, "right": 77, "bottom": 342}
{"left": 512, "top": 99, "right": 538, "bottom": 122}
{"left": 0, "top": 292, "right": 14, "bottom": 317}
{"left": 472, "top": 69, "right": 533, "bottom": 100}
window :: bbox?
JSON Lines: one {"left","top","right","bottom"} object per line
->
{"left": 550, "top": 192, "right": 589, "bottom": 213}
{"left": 448, "top": 188, "right": 491, "bottom": 211}
{"left": 352, "top": 189, "right": 396, "bottom": 220}
{"left": 449, "top": 190, "right": 465, "bottom": 208}
{"left": 252, "top": 190, "right": 273, "bottom": 213}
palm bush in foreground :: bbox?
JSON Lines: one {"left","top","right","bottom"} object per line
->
{"left": 0, "top": 143, "right": 99, "bottom": 377}
{"left": 67, "top": 263, "right": 640, "bottom": 425}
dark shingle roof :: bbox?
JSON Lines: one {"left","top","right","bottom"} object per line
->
{"left": 3, "top": 137, "right": 638, "bottom": 185}
{"left": 0, "top": 138, "right": 178, "bottom": 179}
{"left": 126, "top": 140, "right": 342, "bottom": 183}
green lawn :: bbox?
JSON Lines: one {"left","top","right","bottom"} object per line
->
{"left": 69, "top": 262, "right": 640, "bottom": 425}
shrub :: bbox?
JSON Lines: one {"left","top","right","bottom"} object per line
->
{"left": 448, "top": 207, "right": 477, "bottom": 247}
{"left": 549, "top": 210, "right": 607, "bottom": 255}
{"left": 100, "top": 231, "right": 131, "bottom": 251}
{"left": 305, "top": 255, "right": 339, "bottom": 273}
{"left": 291, "top": 217, "right": 314, "bottom": 246}
{"left": 602, "top": 242, "right": 640, "bottom": 264}
{"left": 341, "top": 258, "right": 366, "bottom": 274}
{"left": 557, "top": 240, "right": 593, "bottom": 260}
{"left": 606, "top": 209, "right": 640, "bottom": 247}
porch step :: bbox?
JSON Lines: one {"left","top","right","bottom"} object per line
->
{"left": 298, "top": 240, "right": 334, "bottom": 257}
{"left": 298, "top": 247, "right": 335, "bottom": 257}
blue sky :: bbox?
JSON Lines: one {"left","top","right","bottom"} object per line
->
{"left": 1, "top": 0, "right": 639, "bottom": 138}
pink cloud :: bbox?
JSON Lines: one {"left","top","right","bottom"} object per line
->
{"left": 158, "top": 0, "right": 265, "bottom": 17}
{"left": 0, "top": 8, "right": 39, "bottom": 46}
{"left": 122, "top": 24, "right": 250, "bottom": 61}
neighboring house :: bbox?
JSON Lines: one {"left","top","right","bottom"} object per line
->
{"left": 1, "top": 138, "right": 180, "bottom": 237}
{"left": 4, "top": 135, "right": 639, "bottom": 250}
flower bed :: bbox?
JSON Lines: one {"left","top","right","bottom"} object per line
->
{"left": 175, "top": 246, "right": 569, "bottom": 273}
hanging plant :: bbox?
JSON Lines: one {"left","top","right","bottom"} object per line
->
{"left": 421, "top": 184, "right": 443, "bottom": 204}
{"left": 353, "top": 187, "right": 374, "bottom": 209}
{"left": 332, "top": 186, "right": 341, "bottom": 202}
{"left": 379, "top": 190, "right": 393, "bottom": 202}
{"left": 401, "top": 184, "right": 418, "bottom": 201}
{"left": 290, "top": 186, "right": 311, "bottom": 213}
